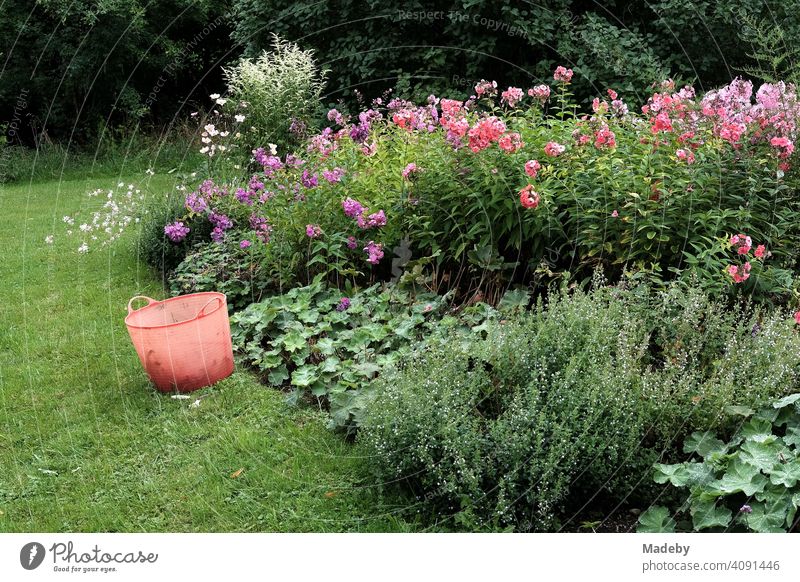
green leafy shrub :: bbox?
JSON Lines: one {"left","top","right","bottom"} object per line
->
{"left": 359, "top": 287, "right": 657, "bottom": 531}
{"left": 638, "top": 394, "right": 800, "bottom": 533}
{"left": 169, "top": 239, "right": 272, "bottom": 310}
{"left": 358, "top": 283, "right": 800, "bottom": 531}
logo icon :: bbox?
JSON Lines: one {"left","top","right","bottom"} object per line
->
{"left": 20, "top": 542, "right": 46, "bottom": 570}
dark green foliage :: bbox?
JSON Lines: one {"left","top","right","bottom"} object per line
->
{"left": 229, "top": 0, "right": 793, "bottom": 108}
{"left": 0, "top": 0, "right": 232, "bottom": 144}
{"left": 169, "top": 240, "right": 273, "bottom": 310}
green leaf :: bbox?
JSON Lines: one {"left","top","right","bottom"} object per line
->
{"left": 297, "top": 309, "right": 320, "bottom": 324}
{"left": 725, "top": 405, "right": 755, "bottom": 417}
{"left": 769, "top": 460, "right": 800, "bottom": 488}
{"left": 739, "top": 418, "right": 772, "bottom": 441}
{"left": 684, "top": 431, "right": 727, "bottom": 458}
{"left": 319, "top": 356, "right": 341, "bottom": 374}
{"left": 744, "top": 502, "right": 787, "bottom": 533}
{"left": 739, "top": 439, "right": 782, "bottom": 473}
{"left": 315, "top": 337, "right": 336, "bottom": 356}
{"left": 773, "top": 393, "right": 800, "bottom": 409}
{"left": 291, "top": 365, "right": 319, "bottom": 387}
{"left": 716, "top": 458, "right": 768, "bottom": 496}
{"left": 281, "top": 330, "right": 307, "bottom": 353}
{"left": 267, "top": 365, "right": 289, "bottom": 386}
{"left": 783, "top": 427, "right": 800, "bottom": 449}
{"left": 690, "top": 498, "right": 732, "bottom": 531}
{"left": 637, "top": 506, "right": 676, "bottom": 533}
{"left": 354, "top": 362, "right": 381, "bottom": 379}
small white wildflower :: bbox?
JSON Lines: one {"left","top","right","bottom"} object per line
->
{"left": 62, "top": 216, "right": 74, "bottom": 225}
{"left": 234, "top": 114, "right": 245, "bottom": 123}
{"left": 79, "top": 223, "right": 91, "bottom": 232}
{"left": 209, "top": 93, "right": 220, "bottom": 100}
{"left": 268, "top": 143, "right": 277, "bottom": 155}
{"left": 145, "top": 168, "right": 155, "bottom": 176}
{"left": 45, "top": 235, "right": 54, "bottom": 244}
{"left": 78, "top": 243, "right": 89, "bottom": 254}
{"left": 117, "top": 182, "right": 124, "bottom": 188}
{"left": 216, "top": 97, "right": 227, "bottom": 106}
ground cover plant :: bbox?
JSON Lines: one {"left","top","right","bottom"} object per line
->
{"left": 638, "top": 394, "right": 800, "bottom": 533}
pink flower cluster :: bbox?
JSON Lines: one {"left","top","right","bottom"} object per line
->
{"left": 519, "top": 185, "right": 540, "bottom": 209}
{"left": 501, "top": 86, "right": 524, "bottom": 108}
{"left": 528, "top": 85, "right": 550, "bottom": 103}
{"left": 474, "top": 80, "right": 498, "bottom": 97}
{"left": 727, "top": 233, "right": 768, "bottom": 284}
{"left": 544, "top": 141, "right": 566, "bottom": 157}
{"left": 553, "top": 66, "right": 573, "bottom": 83}
{"left": 467, "top": 116, "right": 506, "bottom": 153}
{"left": 364, "top": 240, "right": 384, "bottom": 264}
{"left": 402, "top": 163, "right": 419, "bottom": 179}
{"left": 594, "top": 125, "right": 616, "bottom": 149}
{"left": 498, "top": 132, "right": 523, "bottom": 153}
{"left": 524, "top": 159, "right": 541, "bottom": 178}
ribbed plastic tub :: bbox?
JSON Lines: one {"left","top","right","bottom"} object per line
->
{"left": 124, "top": 292, "right": 234, "bottom": 393}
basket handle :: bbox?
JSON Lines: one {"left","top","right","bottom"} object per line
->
{"left": 197, "top": 296, "right": 223, "bottom": 318}
{"left": 127, "top": 295, "right": 158, "bottom": 314}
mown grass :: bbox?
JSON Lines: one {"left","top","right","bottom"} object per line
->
{"left": 0, "top": 173, "right": 417, "bottom": 532}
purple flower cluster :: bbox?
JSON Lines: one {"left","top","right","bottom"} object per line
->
{"left": 346, "top": 235, "right": 357, "bottom": 249}
{"left": 322, "top": 167, "right": 345, "bottom": 183}
{"left": 357, "top": 209, "right": 387, "bottom": 229}
{"left": 249, "top": 214, "right": 272, "bottom": 243}
{"left": 364, "top": 240, "right": 384, "bottom": 264}
{"left": 301, "top": 169, "right": 318, "bottom": 188}
{"left": 342, "top": 197, "right": 364, "bottom": 219}
{"left": 209, "top": 212, "right": 233, "bottom": 242}
{"left": 305, "top": 224, "right": 323, "bottom": 238}
{"left": 253, "top": 148, "right": 284, "bottom": 177}
{"left": 164, "top": 221, "right": 190, "bottom": 243}
{"left": 235, "top": 187, "right": 253, "bottom": 205}
{"left": 349, "top": 122, "right": 370, "bottom": 143}
{"left": 185, "top": 192, "right": 208, "bottom": 214}
{"left": 327, "top": 108, "right": 345, "bottom": 126}
{"left": 336, "top": 297, "right": 351, "bottom": 311}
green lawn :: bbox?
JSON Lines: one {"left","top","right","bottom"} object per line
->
{"left": 0, "top": 174, "right": 416, "bottom": 532}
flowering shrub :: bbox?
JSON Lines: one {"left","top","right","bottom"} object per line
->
{"left": 223, "top": 34, "right": 326, "bottom": 155}
{"left": 149, "top": 66, "right": 800, "bottom": 306}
